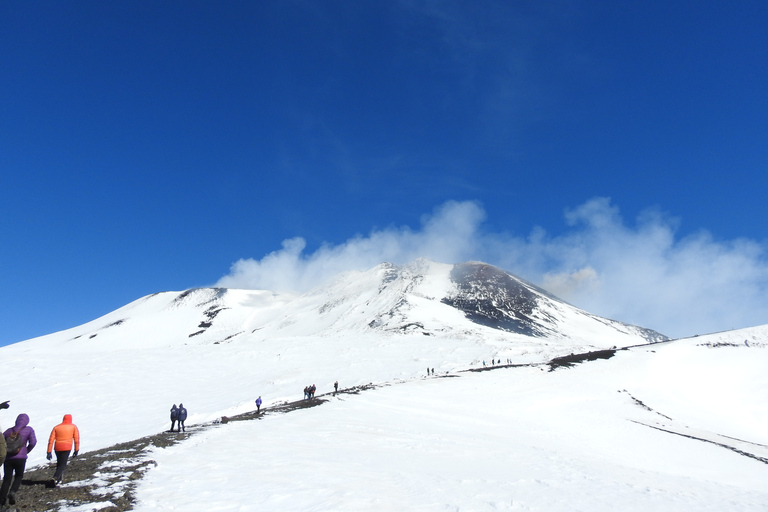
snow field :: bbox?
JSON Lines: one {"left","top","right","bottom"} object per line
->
{"left": 134, "top": 356, "right": 768, "bottom": 511}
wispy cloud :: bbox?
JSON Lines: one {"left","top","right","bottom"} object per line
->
{"left": 216, "top": 198, "right": 768, "bottom": 338}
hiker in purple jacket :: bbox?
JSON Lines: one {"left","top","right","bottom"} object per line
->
{"left": 1, "top": 413, "right": 37, "bottom": 507}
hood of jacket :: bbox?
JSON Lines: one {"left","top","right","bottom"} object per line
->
{"left": 62, "top": 414, "right": 73, "bottom": 424}
{"left": 13, "top": 413, "right": 29, "bottom": 431}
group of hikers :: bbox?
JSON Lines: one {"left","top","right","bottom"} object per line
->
{"left": 0, "top": 400, "right": 81, "bottom": 508}
{"left": 168, "top": 404, "right": 188, "bottom": 432}
{"left": 482, "top": 358, "right": 510, "bottom": 367}
{"left": 4, "top": 383, "right": 353, "bottom": 508}
{"left": 2, "top": 380, "right": 356, "bottom": 507}
{"left": 304, "top": 381, "right": 341, "bottom": 399}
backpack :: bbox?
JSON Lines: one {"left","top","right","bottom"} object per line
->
{"left": 5, "top": 431, "right": 24, "bottom": 457}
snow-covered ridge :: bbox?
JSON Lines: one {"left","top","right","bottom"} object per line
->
{"left": 237, "top": 259, "right": 668, "bottom": 346}
{"left": 21, "top": 259, "right": 664, "bottom": 353}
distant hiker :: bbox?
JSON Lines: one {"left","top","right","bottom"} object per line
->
{"left": 46, "top": 414, "right": 80, "bottom": 486}
{"left": 304, "top": 386, "right": 309, "bottom": 400}
{"left": 334, "top": 381, "right": 338, "bottom": 395}
{"left": 431, "top": 368, "right": 434, "bottom": 375}
{"left": 255, "top": 396, "right": 262, "bottom": 413}
{"left": 311, "top": 384, "right": 316, "bottom": 398}
{"left": 170, "top": 404, "right": 179, "bottom": 432}
{"left": 177, "top": 404, "right": 187, "bottom": 432}
{"left": 1, "top": 413, "right": 37, "bottom": 507}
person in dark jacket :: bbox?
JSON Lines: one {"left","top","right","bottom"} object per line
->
{"left": 177, "top": 404, "right": 187, "bottom": 432}
{"left": 0, "top": 400, "right": 9, "bottom": 467}
{"left": 1, "top": 413, "right": 37, "bottom": 507}
{"left": 255, "top": 396, "right": 262, "bottom": 413}
{"left": 0, "top": 426, "right": 5, "bottom": 467}
{"left": 170, "top": 405, "right": 179, "bottom": 432}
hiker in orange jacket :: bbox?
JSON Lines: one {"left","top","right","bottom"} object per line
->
{"left": 46, "top": 414, "right": 80, "bottom": 485}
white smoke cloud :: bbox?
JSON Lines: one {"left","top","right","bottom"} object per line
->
{"left": 216, "top": 198, "right": 768, "bottom": 338}
{"left": 215, "top": 200, "right": 486, "bottom": 292}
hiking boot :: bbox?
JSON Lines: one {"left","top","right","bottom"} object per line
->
{"left": 7, "top": 494, "right": 15, "bottom": 505}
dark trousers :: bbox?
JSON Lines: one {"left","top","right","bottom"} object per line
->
{"left": 178, "top": 420, "right": 185, "bottom": 432}
{"left": 170, "top": 420, "right": 177, "bottom": 431}
{"left": 0, "top": 458, "right": 26, "bottom": 503}
{"left": 53, "top": 450, "right": 70, "bottom": 482}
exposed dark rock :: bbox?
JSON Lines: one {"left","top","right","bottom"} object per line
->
{"left": 102, "top": 319, "right": 127, "bottom": 329}
{"left": 548, "top": 349, "right": 616, "bottom": 370}
{"left": 442, "top": 262, "right": 554, "bottom": 337}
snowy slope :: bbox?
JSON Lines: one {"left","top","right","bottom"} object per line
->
{"left": 3, "top": 260, "right": 766, "bottom": 510}
{"left": 131, "top": 326, "right": 768, "bottom": 511}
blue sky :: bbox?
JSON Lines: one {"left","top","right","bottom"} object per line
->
{"left": 2, "top": 1, "right": 767, "bottom": 346}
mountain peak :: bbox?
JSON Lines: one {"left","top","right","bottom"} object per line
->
{"left": 17, "top": 259, "right": 667, "bottom": 356}
{"left": 248, "top": 260, "right": 667, "bottom": 346}
{"left": 443, "top": 262, "right": 549, "bottom": 336}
